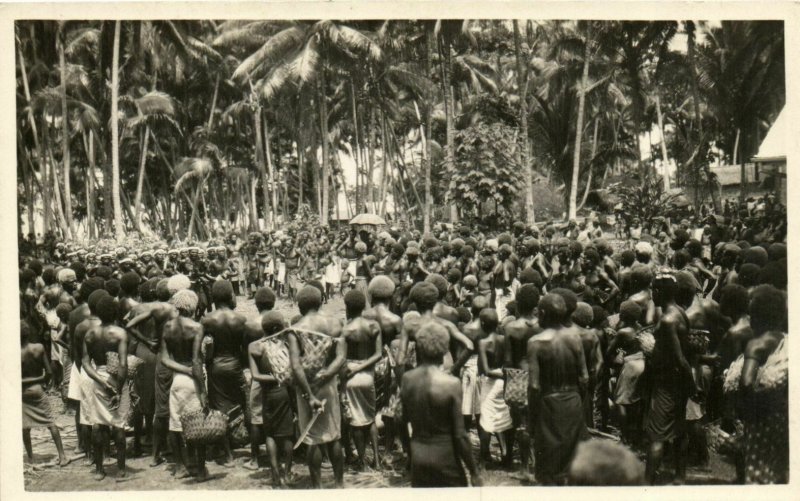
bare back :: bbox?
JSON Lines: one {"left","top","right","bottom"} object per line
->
{"left": 164, "top": 317, "right": 203, "bottom": 365}
{"left": 85, "top": 325, "right": 128, "bottom": 367}
{"left": 363, "top": 304, "right": 401, "bottom": 347}
{"left": 202, "top": 309, "right": 248, "bottom": 357}
{"left": 401, "top": 367, "right": 461, "bottom": 438}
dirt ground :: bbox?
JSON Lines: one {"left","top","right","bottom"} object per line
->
{"left": 22, "top": 294, "right": 736, "bottom": 491}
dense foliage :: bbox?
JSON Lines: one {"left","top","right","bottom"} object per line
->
{"left": 15, "top": 20, "right": 785, "bottom": 241}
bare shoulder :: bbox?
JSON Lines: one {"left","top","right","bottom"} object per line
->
{"left": 248, "top": 338, "right": 263, "bottom": 354}
{"left": 110, "top": 325, "right": 128, "bottom": 339}
{"left": 744, "top": 334, "right": 780, "bottom": 360}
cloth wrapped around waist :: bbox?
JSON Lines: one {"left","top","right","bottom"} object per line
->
{"left": 22, "top": 383, "right": 54, "bottom": 428}
{"left": 169, "top": 372, "right": 203, "bottom": 432}
{"left": 480, "top": 376, "right": 513, "bottom": 433}
{"left": 461, "top": 356, "right": 482, "bottom": 416}
{"left": 208, "top": 353, "right": 246, "bottom": 414}
{"left": 83, "top": 365, "right": 131, "bottom": 429}
{"left": 343, "top": 360, "right": 376, "bottom": 427}
{"left": 296, "top": 377, "right": 341, "bottom": 446}
{"left": 410, "top": 433, "right": 467, "bottom": 488}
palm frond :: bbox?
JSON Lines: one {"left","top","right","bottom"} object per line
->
{"left": 65, "top": 27, "right": 100, "bottom": 57}
{"left": 135, "top": 91, "right": 177, "bottom": 116}
{"left": 174, "top": 157, "right": 213, "bottom": 191}
{"left": 326, "top": 23, "right": 383, "bottom": 62}
{"left": 231, "top": 25, "right": 305, "bottom": 83}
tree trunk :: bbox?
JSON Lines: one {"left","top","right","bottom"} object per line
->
{"left": 207, "top": 74, "right": 220, "bottom": 132}
{"left": 514, "top": 20, "right": 535, "bottom": 224}
{"left": 18, "top": 139, "right": 37, "bottom": 237}
{"left": 654, "top": 92, "right": 671, "bottom": 190}
{"left": 253, "top": 105, "right": 271, "bottom": 228}
{"left": 686, "top": 22, "right": 704, "bottom": 137}
{"left": 569, "top": 40, "right": 591, "bottom": 221}
{"left": 17, "top": 43, "right": 49, "bottom": 235}
{"left": 438, "top": 35, "right": 458, "bottom": 224}
{"left": 111, "top": 20, "right": 124, "bottom": 241}
{"left": 319, "top": 73, "right": 330, "bottom": 226}
{"left": 367, "top": 106, "right": 376, "bottom": 212}
{"left": 578, "top": 119, "right": 599, "bottom": 211}
{"left": 58, "top": 31, "right": 74, "bottom": 238}
{"left": 378, "top": 113, "right": 389, "bottom": 216}
{"left": 250, "top": 174, "right": 259, "bottom": 230}
{"left": 350, "top": 81, "right": 362, "bottom": 214}
{"left": 42, "top": 125, "right": 52, "bottom": 236}
{"left": 133, "top": 126, "right": 150, "bottom": 232}
{"left": 423, "top": 27, "right": 434, "bottom": 232}
{"left": 296, "top": 130, "right": 304, "bottom": 209}
{"left": 186, "top": 177, "right": 205, "bottom": 240}
{"left": 46, "top": 132, "right": 69, "bottom": 237}
{"left": 264, "top": 115, "right": 278, "bottom": 229}
{"left": 83, "top": 130, "right": 96, "bottom": 239}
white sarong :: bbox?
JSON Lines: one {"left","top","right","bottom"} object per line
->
{"left": 479, "top": 376, "right": 512, "bottom": 433}
{"left": 169, "top": 373, "right": 203, "bottom": 432}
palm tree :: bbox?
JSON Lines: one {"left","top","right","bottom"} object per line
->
{"left": 513, "top": 20, "right": 535, "bottom": 224}
{"left": 217, "top": 20, "right": 383, "bottom": 226}
{"left": 601, "top": 21, "right": 677, "bottom": 174}
{"left": 57, "top": 23, "right": 75, "bottom": 238}
{"left": 124, "top": 91, "right": 180, "bottom": 232}
{"left": 111, "top": 20, "right": 123, "bottom": 240}
{"left": 696, "top": 21, "right": 784, "bottom": 202}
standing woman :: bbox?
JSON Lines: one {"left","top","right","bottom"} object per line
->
{"left": 477, "top": 308, "right": 513, "bottom": 468}
{"left": 736, "top": 285, "right": 788, "bottom": 484}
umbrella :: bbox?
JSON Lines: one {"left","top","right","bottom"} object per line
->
{"left": 349, "top": 213, "right": 386, "bottom": 226}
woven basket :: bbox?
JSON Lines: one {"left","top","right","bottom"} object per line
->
{"left": 181, "top": 409, "right": 228, "bottom": 444}
{"left": 262, "top": 333, "right": 293, "bottom": 385}
{"left": 706, "top": 420, "right": 744, "bottom": 456}
{"left": 503, "top": 368, "right": 529, "bottom": 408}
{"left": 636, "top": 326, "right": 656, "bottom": 357}
{"left": 686, "top": 330, "right": 710, "bottom": 356}
{"left": 406, "top": 342, "right": 417, "bottom": 367}
{"left": 106, "top": 352, "right": 145, "bottom": 380}
{"left": 296, "top": 330, "right": 334, "bottom": 382}
{"left": 227, "top": 405, "right": 250, "bottom": 448}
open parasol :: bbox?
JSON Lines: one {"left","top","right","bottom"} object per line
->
{"left": 349, "top": 213, "right": 386, "bottom": 226}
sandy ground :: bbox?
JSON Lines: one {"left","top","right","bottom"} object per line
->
{"left": 22, "top": 294, "right": 736, "bottom": 491}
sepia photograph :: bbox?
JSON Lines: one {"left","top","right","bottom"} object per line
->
{"left": 10, "top": 6, "right": 789, "bottom": 493}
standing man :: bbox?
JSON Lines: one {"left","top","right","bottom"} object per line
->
{"left": 243, "top": 287, "right": 277, "bottom": 470}
{"left": 287, "top": 285, "right": 346, "bottom": 488}
{"left": 201, "top": 280, "right": 248, "bottom": 466}
{"left": 644, "top": 272, "right": 694, "bottom": 485}
{"left": 161, "top": 290, "right": 209, "bottom": 482}
{"left": 502, "top": 284, "right": 541, "bottom": 479}
{"left": 248, "top": 311, "right": 294, "bottom": 487}
{"left": 362, "top": 276, "right": 403, "bottom": 458}
{"left": 82, "top": 296, "right": 130, "bottom": 480}
{"left": 341, "top": 290, "right": 383, "bottom": 471}
{"left": 527, "top": 293, "right": 589, "bottom": 485}
{"left": 21, "top": 319, "right": 69, "bottom": 466}
{"left": 401, "top": 321, "right": 482, "bottom": 487}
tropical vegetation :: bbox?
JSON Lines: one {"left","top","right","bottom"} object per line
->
{"left": 15, "top": 19, "right": 785, "bottom": 241}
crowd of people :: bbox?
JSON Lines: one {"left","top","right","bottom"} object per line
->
{"left": 18, "top": 202, "right": 788, "bottom": 487}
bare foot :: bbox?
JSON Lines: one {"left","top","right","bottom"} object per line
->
{"left": 58, "top": 456, "right": 71, "bottom": 467}
{"left": 195, "top": 467, "right": 211, "bottom": 483}
{"left": 243, "top": 460, "right": 259, "bottom": 471}
{"left": 150, "top": 456, "right": 165, "bottom": 467}
{"left": 93, "top": 470, "right": 106, "bottom": 481}
{"left": 175, "top": 467, "right": 192, "bottom": 479}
